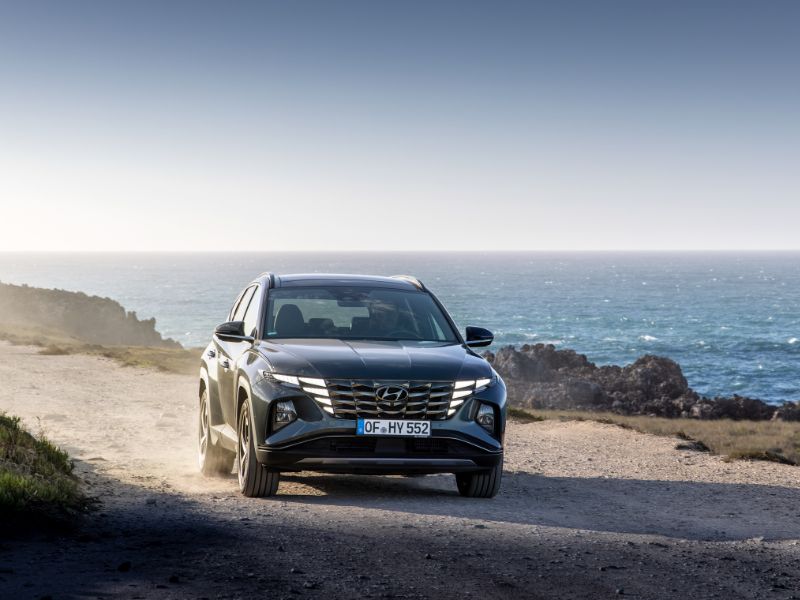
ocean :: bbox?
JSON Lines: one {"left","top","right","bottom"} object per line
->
{"left": 0, "top": 252, "right": 798, "bottom": 405}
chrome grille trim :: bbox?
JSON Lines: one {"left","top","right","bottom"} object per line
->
{"left": 326, "top": 380, "right": 457, "bottom": 420}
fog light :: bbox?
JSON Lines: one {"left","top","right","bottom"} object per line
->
{"left": 476, "top": 403, "right": 495, "bottom": 434}
{"left": 273, "top": 400, "right": 297, "bottom": 431}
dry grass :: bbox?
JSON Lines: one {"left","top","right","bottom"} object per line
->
{"left": 0, "top": 324, "right": 82, "bottom": 347}
{"left": 89, "top": 345, "right": 201, "bottom": 375}
{"left": 509, "top": 407, "right": 800, "bottom": 466}
{"left": 0, "top": 325, "right": 201, "bottom": 375}
{"left": 507, "top": 406, "right": 546, "bottom": 423}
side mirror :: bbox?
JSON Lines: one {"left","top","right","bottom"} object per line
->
{"left": 465, "top": 326, "right": 493, "bottom": 348}
{"left": 214, "top": 320, "right": 252, "bottom": 342}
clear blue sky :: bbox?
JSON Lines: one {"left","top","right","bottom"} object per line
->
{"left": 1, "top": 1, "right": 798, "bottom": 251}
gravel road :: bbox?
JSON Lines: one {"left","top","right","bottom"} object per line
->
{"left": 1, "top": 343, "right": 799, "bottom": 599}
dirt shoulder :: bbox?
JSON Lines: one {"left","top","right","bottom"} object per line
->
{"left": 1, "top": 342, "right": 799, "bottom": 599}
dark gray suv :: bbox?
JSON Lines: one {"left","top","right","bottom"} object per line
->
{"left": 198, "top": 273, "right": 506, "bottom": 498}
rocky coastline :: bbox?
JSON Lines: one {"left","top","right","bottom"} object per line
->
{"left": 0, "top": 281, "right": 180, "bottom": 348}
{"left": 485, "top": 343, "right": 799, "bottom": 421}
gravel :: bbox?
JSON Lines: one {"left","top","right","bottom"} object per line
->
{"left": 1, "top": 342, "right": 799, "bottom": 599}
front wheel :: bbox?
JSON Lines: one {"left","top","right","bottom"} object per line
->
{"left": 237, "top": 401, "right": 280, "bottom": 497}
{"left": 455, "top": 458, "right": 503, "bottom": 498}
{"left": 198, "top": 389, "right": 234, "bottom": 476}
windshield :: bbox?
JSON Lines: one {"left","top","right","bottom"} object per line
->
{"left": 264, "top": 286, "right": 459, "bottom": 342}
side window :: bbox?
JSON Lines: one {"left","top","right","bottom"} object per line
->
{"left": 242, "top": 286, "right": 261, "bottom": 337}
{"left": 232, "top": 286, "right": 256, "bottom": 322}
{"left": 228, "top": 289, "right": 246, "bottom": 321}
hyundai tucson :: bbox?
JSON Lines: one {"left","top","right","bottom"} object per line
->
{"left": 198, "top": 273, "right": 506, "bottom": 498}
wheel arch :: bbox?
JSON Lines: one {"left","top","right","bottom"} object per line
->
{"left": 236, "top": 374, "right": 253, "bottom": 426}
{"left": 236, "top": 373, "right": 272, "bottom": 450}
{"left": 199, "top": 366, "right": 209, "bottom": 399}
{"left": 200, "top": 364, "right": 226, "bottom": 427}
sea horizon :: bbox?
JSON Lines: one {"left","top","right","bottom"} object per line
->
{"left": 1, "top": 250, "right": 798, "bottom": 405}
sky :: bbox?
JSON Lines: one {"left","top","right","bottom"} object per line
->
{"left": 0, "top": 0, "right": 798, "bottom": 251}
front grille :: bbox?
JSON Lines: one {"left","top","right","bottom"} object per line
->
{"left": 326, "top": 380, "right": 455, "bottom": 420}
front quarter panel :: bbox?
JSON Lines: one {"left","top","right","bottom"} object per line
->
{"left": 236, "top": 348, "right": 272, "bottom": 444}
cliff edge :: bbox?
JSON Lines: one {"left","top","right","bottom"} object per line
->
{"left": 0, "top": 281, "right": 180, "bottom": 348}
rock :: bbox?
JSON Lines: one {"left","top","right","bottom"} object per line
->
{"left": 485, "top": 344, "right": 795, "bottom": 420}
{"left": 675, "top": 440, "right": 710, "bottom": 452}
{"left": 773, "top": 403, "right": 800, "bottom": 421}
{"left": 705, "top": 395, "right": 776, "bottom": 420}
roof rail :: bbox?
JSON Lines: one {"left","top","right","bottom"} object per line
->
{"left": 256, "top": 272, "right": 276, "bottom": 288}
{"left": 390, "top": 274, "right": 424, "bottom": 290}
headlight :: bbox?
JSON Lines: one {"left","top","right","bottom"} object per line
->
{"left": 259, "top": 370, "right": 300, "bottom": 386}
{"left": 447, "top": 375, "right": 495, "bottom": 417}
{"left": 259, "top": 371, "right": 334, "bottom": 415}
{"left": 476, "top": 403, "right": 495, "bottom": 434}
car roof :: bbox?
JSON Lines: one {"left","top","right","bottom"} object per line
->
{"left": 264, "top": 273, "right": 423, "bottom": 290}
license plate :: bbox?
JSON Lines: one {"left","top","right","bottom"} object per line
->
{"left": 356, "top": 418, "right": 431, "bottom": 437}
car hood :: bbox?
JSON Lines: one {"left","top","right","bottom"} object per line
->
{"left": 256, "top": 339, "right": 491, "bottom": 381}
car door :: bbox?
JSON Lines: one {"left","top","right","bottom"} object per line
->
{"left": 216, "top": 284, "right": 257, "bottom": 425}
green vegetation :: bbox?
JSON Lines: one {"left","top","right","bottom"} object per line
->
{"left": 0, "top": 413, "right": 84, "bottom": 527}
{"left": 509, "top": 407, "right": 800, "bottom": 466}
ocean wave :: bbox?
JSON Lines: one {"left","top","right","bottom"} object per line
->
{"left": 639, "top": 335, "right": 658, "bottom": 342}
{"left": 789, "top": 337, "right": 799, "bottom": 345}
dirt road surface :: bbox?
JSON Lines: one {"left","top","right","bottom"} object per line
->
{"left": 1, "top": 343, "right": 799, "bottom": 599}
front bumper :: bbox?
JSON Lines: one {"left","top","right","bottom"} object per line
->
{"left": 257, "top": 431, "right": 502, "bottom": 474}
{"left": 250, "top": 377, "right": 506, "bottom": 475}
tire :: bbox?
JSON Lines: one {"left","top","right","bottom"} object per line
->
{"left": 237, "top": 400, "right": 280, "bottom": 497}
{"left": 455, "top": 458, "right": 503, "bottom": 498}
{"left": 198, "top": 388, "right": 235, "bottom": 476}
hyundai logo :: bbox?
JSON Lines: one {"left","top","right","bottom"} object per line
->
{"left": 375, "top": 385, "right": 408, "bottom": 405}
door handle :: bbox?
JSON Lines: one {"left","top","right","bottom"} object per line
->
{"left": 220, "top": 358, "right": 231, "bottom": 370}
